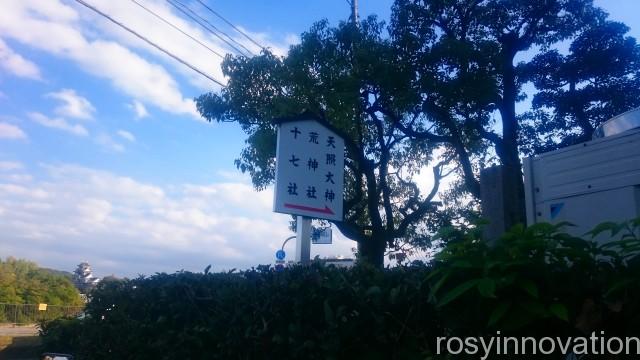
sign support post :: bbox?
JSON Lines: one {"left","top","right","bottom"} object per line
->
{"left": 295, "top": 216, "right": 312, "bottom": 263}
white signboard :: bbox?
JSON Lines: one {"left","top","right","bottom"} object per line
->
{"left": 273, "top": 119, "right": 344, "bottom": 221}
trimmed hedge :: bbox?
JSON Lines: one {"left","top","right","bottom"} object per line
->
{"left": 41, "top": 220, "right": 640, "bottom": 359}
{"left": 41, "top": 264, "right": 442, "bottom": 359}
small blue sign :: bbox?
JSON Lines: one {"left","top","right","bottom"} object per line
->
{"left": 550, "top": 203, "right": 564, "bottom": 219}
{"left": 275, "top": 250, "right": 286, "bottom": 260}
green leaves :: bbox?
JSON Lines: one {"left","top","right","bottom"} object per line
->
{"left": 39, "top": 219, "right": 640, "bottom": 358}
{"left": 488, "top": 301, "right": 511, "bottom": 327}
{"left": 549, "top": 303, "right": 569, "bottom": 322}
{"left": 518, "top": 279, "right": 539, "bottom": 298}
{"left": 0, "top": 257, "right": 83, "bottom": 306}
{"left": 477, "top": 278, "right": 497, "bottom": 298}
{"left": 437, "top": 279, "right": 480, "bottom": 307}
{"left": 586, "top": 221, "right": 623, "bottom": 238}
{"left": 428, "top": 219, "right": 640, "bottom": 332}
{"left": 323, "top": 299, "right": 335, "bottom": 325}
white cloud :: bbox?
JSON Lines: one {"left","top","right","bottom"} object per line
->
{"left": 0, "top": 173, "right": 33, "bottom": 183}
{"left": 75, "top": 2, "right": 294, "bottom": 90}
{"left": 0, "top": 1, "right": 200, "bottom": 118}
{"left": 284, "top": 33, "right": 301, "bottom": 47}
{"left": 0, "top": 38, "right": 42, "bottom": 80}
{"left": 46, "top": 88, "right": 95, "bottom": 120}
{"left": 0, "top": 183, "right": 48, "bottom": 200}
{"left": 233, "top": 26, "right": 291, "bottom": 57}
{"left": 88, "top": 1, "right": 228, "bottom": 91}
{"left": 0, "top": 0, "right": 297, "bottom": 117}
{"left": 128, "top": 100, "right": 149, "bottom": 119}
{"left": 28, "top": 112, "right": 88, "bottom": 137}
{"left": 0, "top": 161, "right": 23, "bottom": 171}
{"left": 0, "top": 122, "right": 28, "bottom": 139}
{"left": 0, "top": 164, "right": 356, "bottom": 277}
{"left": 117, "top": 130, "right": 135, "bottom": 142}
{"left": 96, "top": 133, "right": 125, "bottom": 153}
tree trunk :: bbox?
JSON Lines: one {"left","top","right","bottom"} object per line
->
{"left": 498, "top": 45, "right": 527, "bottom": 228}
{"left": 357, "top": 236, "right": 385, "bottom": 268}
{"left": 501, "top": 163, "right": 526, "bottom": 227}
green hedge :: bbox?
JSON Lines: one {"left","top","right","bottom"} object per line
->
{"left": 40, "top": 220, "right": 640, "bottom": 359}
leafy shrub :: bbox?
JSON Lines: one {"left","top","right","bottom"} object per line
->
{"left": 41, "top": 265, "right": 442, "bottom": 360}
{"left": 40, "top": 220, "right": 640, "bottom": 359}
{"left": 39, "top": 317, "right": 85, "bottom": 355}
{"left": 429, "top": 220, "right": 640, "bottom": 339}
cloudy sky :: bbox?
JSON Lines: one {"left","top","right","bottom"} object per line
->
{"left": 0, "top": 0, "right": 638, "bottom": 278}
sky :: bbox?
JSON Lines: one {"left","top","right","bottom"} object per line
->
{"left": 0, "top": 0, "right": 638, "bottom": 278}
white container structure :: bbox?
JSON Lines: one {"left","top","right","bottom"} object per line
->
{"left": 523, "top": 107, "right": 640, "bottom": 238}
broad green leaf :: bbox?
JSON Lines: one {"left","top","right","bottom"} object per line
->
{"left": 477, "top": 278, "right": 496, "bottom": 298}
{"left": 549, "top": 303, "right": 569, "bottom": 322}
{"left": 366, "top": 285, "right": 382, "bottom": 296}
{"left": 429, "top": 271, "right": 451, "bottom": 297}
{"left": 585, "top": 221, "right": 619, "bottom": 238}
{"left": 488, "top": 301, "right": 511, "bottom": 327}
{"left": 604, "top": 279, "right": 635, "bottom": 298}
{"left": 324, "top": 299, "right": 334, "bottom": 324}
{"left": 518, "top": 279, "right": 539, "bottom": 298}
{"left": 520, "top": 301, "right": 547, "bottom": 317}
{"left": 437, "top": 279, "right": 480, "bottom": 307}
{"left": 451, "top": 260, "right": 473, "bottom": 268}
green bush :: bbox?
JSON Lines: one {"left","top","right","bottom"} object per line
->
{"left": 40, "top": 220, "right": 640, "bottom": 359}
{"left": 429, "top": 220, "right": 640, "bottom": 339}
{"left": 41, "top": 265, "right": 442, "bottom": 360}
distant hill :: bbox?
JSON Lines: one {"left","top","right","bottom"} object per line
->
{"left": 0, "top": 257, "right": 83, "bottom": 306}
{"left": 40, "top": 267, "right": 74, "bottom": 280}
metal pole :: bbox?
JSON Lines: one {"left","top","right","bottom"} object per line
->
{"left": 281, "top": 235, "right": 296, "bottom": 251}
{"left": 351, "top": 0, "right": 358, "bottom": 25}
{"left": 295, "top": 216, "right": 312, "bottom": 264}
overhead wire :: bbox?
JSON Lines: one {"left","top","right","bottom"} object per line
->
{"left": 166, "top": 0, "right": 254, "bottom": 57}
{"left": 128, "top": 0, "right": 224, "bottom": 59}
{"left": 194, "top": 0, "right": 266, "bottom": 52}
{"left": 173, "top": 0, "right": 257, "bottom": 56}
{"left": 73, "top": 0, "right": 226, "bottom": 87}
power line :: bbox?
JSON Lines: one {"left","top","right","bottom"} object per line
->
{"left": 171, "top": 0, "right": 256, "bottom": 57}
{"left": 73, "top": 0, "right": 225, "bottom": 87}
{"left": 128, "top": 0, "right": 224, "bottom": 59}
{"left": 166, "top": 0, "right": 253, "bottom": 57}
{"left": 194, "top": 0, "right": 266, "bottom": 51}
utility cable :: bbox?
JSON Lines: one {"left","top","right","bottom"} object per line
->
{"left": 166, "top": 0, "right": 253, "bottom": 57}
{"left": 194, "top": 0, "right": 266, "bottom": 51}
{"left": 129, "top": 0, "right": 224, "bottom": 59}
{"left": 172, "top": 0, "right": 256, "bottom": 56}
{"left": 73, "top": 0, "right": 225, "bottom": 87}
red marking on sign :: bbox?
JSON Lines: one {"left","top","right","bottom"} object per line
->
{"left": 284, "top": 203, "right": 334, "bottom": 215}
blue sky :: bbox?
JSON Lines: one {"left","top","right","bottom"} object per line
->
{"left": 0, "top": 0, "right": 637, "bottom": 277}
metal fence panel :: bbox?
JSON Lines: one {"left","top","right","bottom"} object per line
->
{"left": 0, "top": 303, "right": 84, "bottom": 325}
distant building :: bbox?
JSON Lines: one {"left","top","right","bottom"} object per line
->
{"left": 72, "top": 261, "right": 100, "bottom": 294}
{"left": 322, "top": 257, "right": 355, "bottom": 268}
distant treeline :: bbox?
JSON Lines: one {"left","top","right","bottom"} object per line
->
{"left": 0, "top": 257, "right": 82, "bottom": 306}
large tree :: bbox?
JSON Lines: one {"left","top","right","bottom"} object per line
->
{"left": 0, "top": 257, "right": 83, "bottom": 306}
{"left": 525, "top": 20, "right": 640, "bottom": 152}
{"left": 198, "top": 0, "right": 640, "bottom": 263}
{"left": 197, "top": 19, "right": 451, "bottom": 267}
{"left": 389, "top": 0, "right": 640, "bottom": 228}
